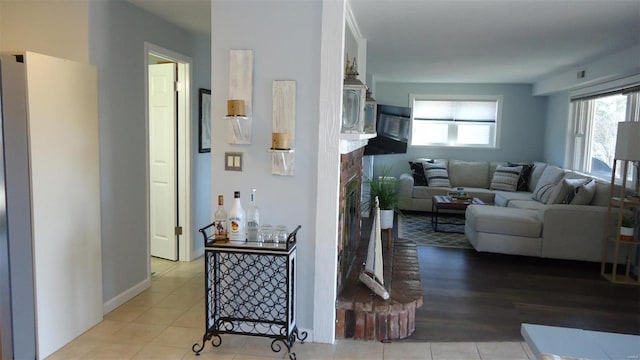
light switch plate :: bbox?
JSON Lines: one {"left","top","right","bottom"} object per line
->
{"left": 225, "top": 152, "right": 243, "bottom": 171}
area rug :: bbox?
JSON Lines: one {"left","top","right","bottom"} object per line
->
{"left": 397, "top": 212, "right": 473, "bottom": 249}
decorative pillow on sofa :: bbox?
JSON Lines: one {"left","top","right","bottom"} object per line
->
{"left": 532, "top": 182, "right": 556, "bottom": 203}
{"left": 508, "top": 162, "right": 533, "bottom": 191}
{"left": 424, "top": 162, "right": 451, "bottom": 187}
{"left": 408, "top": 161, "right": 428, "bottom": 186}
{"left": 546, "top": 178, "right": 589, "bottom": 204}
{"left": 532, "top": 165, "right": 566, "bottom": 197}
{"left": 570, "top": 179, "right": 596, "bottom": 205}
{"left": 490, "top": 165, "right": 522, "bottom": 192}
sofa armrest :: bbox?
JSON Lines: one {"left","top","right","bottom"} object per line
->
{"left": 539, "top": 205, "right": 610, "bottom": 262}
{"left": 398, "top": 173, "right": 414, "bottom": 210}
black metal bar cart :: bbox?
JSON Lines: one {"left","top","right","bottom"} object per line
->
{"left": 192, "top": 224, "right": 307, "bottom": 359}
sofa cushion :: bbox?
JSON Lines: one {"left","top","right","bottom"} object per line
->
{"left": 494, "top": 190, "right": 534, "bottom": 207}
{"left": 408, "top": 161, "right": 428, "bottom": 186}
{"left": 508, "top": 199, "right": 546, "bottom": 211}
{"left": 424, "top": 162, "right": 451, "bottom": 187}
{"left": 529, "top": 162, "right": 548, "bottom": 192}
{"left": 508, "top": 162, "right": 533, "bottom": 191}
{"left": 570, "top": 179, "right": 597, "bottom": 205}
{"left": 466, "top": 205, "right": 542, "bottom": 238}
{"left": 448, "top": 160, "right": 490, "bottom": 188}
{"left": 490, "top": 165, "right": 522, "bottom": 192}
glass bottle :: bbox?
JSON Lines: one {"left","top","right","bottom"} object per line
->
{"left": 213, "top": 195, "right": 228, "bottom": 240}
{"left": 247, "top": 188, "right": 260, "bottom": 242}
{"left": 228, "top": 191, "right": 246, "bottom": 242}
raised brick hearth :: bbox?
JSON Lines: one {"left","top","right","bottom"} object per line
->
{"left": 336, "top": 238, "right": 423, "bottom": 341}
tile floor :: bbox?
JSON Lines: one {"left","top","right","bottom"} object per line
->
{"left": 47, "top": 257, "right": 536, "bottom": 360}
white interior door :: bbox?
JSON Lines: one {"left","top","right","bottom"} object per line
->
{"left": 149, "top": 63, "right": 178, "bottom": 261}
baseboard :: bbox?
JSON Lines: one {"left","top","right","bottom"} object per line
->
{"left": 298, "top": 328, "right": 314, "bottom": 343}
{"left": 191, "top": 246, "right": 204, "bottom": 261}
{"left": 102, "top": 277, "right": 151, "bottom": 315}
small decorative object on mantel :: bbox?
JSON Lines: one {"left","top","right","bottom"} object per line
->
{"left": 342, "top": 54, "right": 367, "bottom": 134}
{"left": 364, "top": 88, "right": 377, "bottom": 134}
{"left": 226, "top": 49, "right": 253, "bottom": 144}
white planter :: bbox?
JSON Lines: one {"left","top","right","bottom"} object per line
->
{"left": 380, "top": 209, "right": 394, "bottom": 229}
{"left": 620, "top": 226, "right": 634, "bottom": 240}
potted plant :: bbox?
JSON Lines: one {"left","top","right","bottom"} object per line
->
{"left": 620, "top": 214, "right": 636, "bottom": 241}
{"left": 366, "top": 167, "right": 400, "bottom": 229}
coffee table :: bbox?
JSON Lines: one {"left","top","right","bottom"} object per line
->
{"left": 431, "top": 195, "right": 485, "bottom": 233}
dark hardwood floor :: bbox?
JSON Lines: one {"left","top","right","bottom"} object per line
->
{"left": 361, "top": 215, "right": 640, "bottom": 342}
{"left": 408, "top": 245, "right": 640, "bottom": 342}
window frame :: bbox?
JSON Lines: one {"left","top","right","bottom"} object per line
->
{"left": 409, "top": 94, "right": 503, "bottom": 149}
{"left": 566, "top": 87, "right": 639, "bottom": 185}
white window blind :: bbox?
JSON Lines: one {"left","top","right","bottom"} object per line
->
{"left": 410, "top": 95, "right": 502, "bottom": 147}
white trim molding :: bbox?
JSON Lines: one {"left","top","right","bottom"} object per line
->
{"left": 143, "top": 42, "right": 194, "bottom": 266}
{"left": 313, "top": 0, "right": 346, "bottom": 344}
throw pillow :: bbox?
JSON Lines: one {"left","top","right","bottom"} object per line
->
{"left": 508, "top": 162, "right": 533, "bottom": 191}
{"left": 570, "top": 179, "right": 597, "bottom": 205}
{"left": 424, "top": 162, "right": 451, "bottom": 187}
{"left": 532, "top": 165, "right": 566, "bottom": 197}
{"left": 490, "top": 165, "right": 522, "bottom": 192}
{"left": 532, "top": 182, "right": 556, "bottom": 204}
{"left": 547, "top": 177, "right": 588, "bottom": 204}
{"left": 408, "top": 161, "right": 428, "bottom": 186}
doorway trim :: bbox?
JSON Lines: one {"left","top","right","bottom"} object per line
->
{"left": 144, "top": 42, "right": 193, "bottom": 273}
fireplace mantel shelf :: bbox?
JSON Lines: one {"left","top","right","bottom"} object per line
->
{"left": 339, "top": 132, "right": 376, "bottom": 154}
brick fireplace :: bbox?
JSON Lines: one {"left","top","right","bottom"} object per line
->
{"left": 335, "top": 148, "right": 423, "bottom": 341}
{"left": 337, "top": 148, "right": 364, "bottom": 293}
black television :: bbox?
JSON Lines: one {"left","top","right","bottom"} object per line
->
{"left": 364, "top": 104, "right": 411, "bottom": 155}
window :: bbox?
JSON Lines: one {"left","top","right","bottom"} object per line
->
{"left": 568, "top": 89, "right": 639, "bottom": 182}
{"left": 410, "top": 95, "right": 502, "bottom": 148}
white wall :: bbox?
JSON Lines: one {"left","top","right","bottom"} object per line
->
{"left": 211, "top": 0, "right": 321, "bottom": 332}
{"left": 344, "top": 23, "right": 357, "bottom": 69}
{"left": 534, "top": 43, "right": 640, "bottom": 95}
{"left": 544, "top": 92, "right": 570, "bottom": 167}
{"left": 0, "top": 0, "right": 89, "bottom": 63}
{"left": 192, "top": 34, "right": 212, "bottom": 256}
{"left": 536, "top": 43, "right": 640, "bottom": 165}
{"left": 373, "top": 82, "right": 548, "bottom": 178}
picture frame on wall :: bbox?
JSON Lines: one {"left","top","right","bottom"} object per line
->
{"left": 199, "top": 88, "right": 212, "bottom": 153}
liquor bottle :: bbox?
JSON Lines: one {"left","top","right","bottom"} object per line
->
{"left": 228, "top": 191, "right": 246, "bottom": 241}
{"left": 247, "top": 188, "right": 260, "bottom": 242}
{"left": 213, "top": 195, "right": 228, "bottom": 240}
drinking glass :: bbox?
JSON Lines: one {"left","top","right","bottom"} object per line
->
{"left": 259, "top": 224, "right": 273, "bottom": 243}
{"left": 274, "top": 225, "right": 288, "bottom": 244}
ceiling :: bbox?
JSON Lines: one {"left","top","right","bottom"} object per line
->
{"left": 127, "top": 0, "right": 640, "bottom": 84}
{"left": 350, "top": 0, "right": 640, "bottom": 83}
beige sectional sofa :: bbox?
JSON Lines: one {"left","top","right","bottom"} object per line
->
{"left": 399, "top": 159, "right": 616, "bottom": 262}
